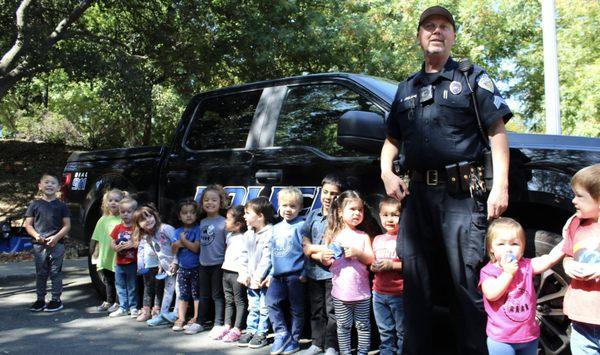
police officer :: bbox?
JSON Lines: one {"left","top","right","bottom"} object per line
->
{"left": 380, "top": 6, "right": 512, "bottom": 355}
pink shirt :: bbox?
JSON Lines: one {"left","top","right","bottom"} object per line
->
{"left": 479, "top": 258, "right": 539, "bottom": 343}
{"left": 372, "top": 233, "right": 403, "bottom": 296}
{"left": 330, "top": 228, "right": 371, "bottom": 302}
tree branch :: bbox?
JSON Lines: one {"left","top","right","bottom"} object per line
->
{"left": 48, "top": 0, "right": 96, "bottom": 45}
{"left": 0, "top": 0, "right": 34, "bottom": 74}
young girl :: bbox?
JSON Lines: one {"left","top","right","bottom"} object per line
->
{"left": 170, "top": 199, "right": 201, "bottom": 334}
{"left": 91, "top": 188, "right": 127, "bottom": 313}
{"left": 480, "top": 217, "right": 564, "bottom": 355}
{"left": 218, "top": 205, "right": 248, "bottom": 342}
{"left": 197, "top": 185, "right": 228, "bottom": 338}
{"left": 317, "top": 190, "right": 374, "bottom": 355}
{"left": 133, "top": 205, "right": 179, "bottom": 325}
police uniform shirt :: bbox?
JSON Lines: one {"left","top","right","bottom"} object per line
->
{"left": 387, "top": 58, "right": 513, "bottom": 170}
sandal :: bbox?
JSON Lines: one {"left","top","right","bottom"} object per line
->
{"left": 172, "top": 320, "right": 185, "bottom": 331}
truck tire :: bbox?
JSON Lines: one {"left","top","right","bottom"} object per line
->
{"left": 527, "top": 229, "right": 571, "bottom": 355}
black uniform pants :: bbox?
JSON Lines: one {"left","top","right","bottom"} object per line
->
{"left": 307, "top": 278, "right": 338, "bottom": 351}
{"left": 397, "top": 182, "right": 488, "bottom": 355}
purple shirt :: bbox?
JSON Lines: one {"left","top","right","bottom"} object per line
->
{"left": 330, "top": 228, "right": 371, "bottom": 302}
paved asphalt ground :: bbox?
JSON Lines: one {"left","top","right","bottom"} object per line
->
{"left": 0, "top": 258, "right": 276, "bottom": 354}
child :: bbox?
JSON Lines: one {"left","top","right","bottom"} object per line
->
{"left": 266, "top": 187, "right": 306, "bottom": 354}
{"left": 561, "top": 164, "right": 600, "bottom": 355}
{"left": 237, "top": 197, "right": 274, "bottom": 349}
{"left": 197, "top": 185, "right": 228, "bottom": 337}
{"left": 371, "top": 197, "right": 404, "bottom": 355}
{"left": 301, "top": 174, "right": 344, "bottom": 355}
{"left": 480, "top": 217, "right": 564, "bottom": 354}
{"left": 170, "top": 199, "right": 201, "bottom": 334}
{"left": 24, "top": 173, "right": 71, "bottom": 312}
{"left": 317, "top": 190, "right": 374, "bottom": 355}
{"left": 219, "top": 205, "right": 248, "bottom": 342}
{"left": 109, "top": 197, "right": 138, "bottom": 317}
{"left": 133, "top": 205, "right": 179, "bottom": 326}
{"left": 92, "top": 189, "right": 127, "bottom": 313}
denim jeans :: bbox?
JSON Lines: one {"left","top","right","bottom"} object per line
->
{"left": 246, "top": 287, "right": 269, "bottom": 334}
{"left": 372, "top": 291, "right": 404, "bottom": 355}
{"left": 33, "top": 243, "right": 65, "bottom": 301}
{"left": 115, "top": 263, "right": 138, "bottom": 310}
{"left": 266, "top": 274, "right": 305, "bottom": 341}
{"left": 486, "top": 337, "right": 538, "bottom": 355}
{"left": 571, "top": 321, "right": 600, "bottom": 355}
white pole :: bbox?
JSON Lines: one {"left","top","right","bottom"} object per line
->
{"left": 541, "top": 0, "right": 561, "bottom": 135}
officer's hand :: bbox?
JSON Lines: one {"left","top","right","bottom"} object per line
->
{"left": 487, "top": 185, "right": 508, "bottom": 220}
{"left": 381, "top": 170, "right": 409, "bottom": 202}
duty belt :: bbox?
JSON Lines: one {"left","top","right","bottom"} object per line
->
{"left": 410, "top": 161, "right": 488, "bottom": 197}
{"left": 410, "top": 169, "right": 447, "bottom": 186}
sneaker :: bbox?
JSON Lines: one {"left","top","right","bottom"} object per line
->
{"left": 172, "top": 320, "right": 185, "bottom": 331}
{"left": 44, "top": 299, "right": 64, "bottom": 312}
{"left": 248, "top": 332, "right": 269, "bottom": 349}
{"left": 184, "top": 323, "right": 205, "bottom": 335}
{"left": 109, "top": 308, "right": 128, "bottom": 317}
{"left": 30, "top": 299, "right": 46, "bottom": 312}
{"left": 183, "top": 318, "right": 196, "bottom": 330}
{"left": 129, "top": 308, "right": 139, "bottom": 318}
{"left": 222, "top": 328, "right": 242, "bottom": 342}
{"left": 209, "top": 325, "right": 230, "bottom": 340}
{"left": 270, "top": 334, "right": 291, "bottom": 354}
{"left": 299, "top": 345, "right": 323, "bottom": 355}
{"left": 163, "top": 311, "right": 178, "bottom": 324}
{"left": 238, "top": 332, "right": 255, "bottom": 347}
{"left": 97, "top": 301, "right": 110, "bottom": 312}
{"left": 146, "top": 314, "right": 171, "bottom": 327}
{"left": 136, "top": 310, "right": 151, "bottom": 322}
{"left": 282, "top": 340, "right": 300, "bottom": 355}
{"left": 324, "top": 348, "right": 338, "bottom": 355}
{"left": 107, "top": 303, "right": 120, "bottom": 313}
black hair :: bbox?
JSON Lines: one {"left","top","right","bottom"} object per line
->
{"left": 227, "top": 205, "right": 247, "bottom": 233}
{"left": 175, "top": 198, "right": 200, "bottom": 217}
{"left": 40, "top": 172, "right": 60, "bottom": 183}
{"left": 245, "top": 196, "right": 276, "bottom": 225}
{"left": 322, "top": 173, "right": 346, "bottom": 191}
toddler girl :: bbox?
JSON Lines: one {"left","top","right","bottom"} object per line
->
{"left": 318, "top": 190, "right": 374, "bottom": 355}
{"left": 92, "top": 188, "right": 127, "bottom": 312}
{"left": 218, "top": 205, "right": 248, "bottom": 342}
{"left": 197, "top": 185, "right": 228, "bottom": 337}
{"left": 480, "top": 217, "right": 564, "bottom": 355}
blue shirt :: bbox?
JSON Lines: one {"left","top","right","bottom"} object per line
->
{"left": 301, "top": 208, "right": 331, "bottom": 280}
{"left": 173, "top": 226, "right": 200, "bottom": 269}
{"left": 270, "top": 217, "right": 305, "bottom": 277}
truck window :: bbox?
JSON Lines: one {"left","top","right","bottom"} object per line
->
{"left": 185, "top": 90, "right": 262, "bottom": 150}
{"left": 276, "top": 84, "right": 384, "bottom": 156}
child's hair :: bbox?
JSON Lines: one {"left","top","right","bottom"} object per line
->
{"left": 199, "top": 184, "right": 229, "bottom": 218}
{"left": 324, "top": 190, "right": 364, "bottom": 245}
{"left": 278, "top": 187, "right": 304, "bottom": 208}
{"left": 322, "top": 173, "right": 346, "bottom": 190}
{"left": 228, "top": 205, "right": 248, "bottom": 233}
{"left": 132, "top": 205, "right": 162, "bottom": 245}
{"left": 486, "top": 217, "right": 526, "bottom": 263}
{"left": 175, "top": 197, "right": 200, "bottom": 221}
{"left": 571, "top": 163, "right": 600, "bottom": 201}
{"left": 101, "top": 189, "right": 129, "bottom": 216}
{"left": 40, "top": 172, "right": 60, "bottom": 183}
{"left": 379, "top": 196, "right": 401, "bottom": 213}
{"left": 245, "top": 197, "right": 276, "bottom": 225}
{"left": 119, "top": 197, "right": 138, "bottom": 210}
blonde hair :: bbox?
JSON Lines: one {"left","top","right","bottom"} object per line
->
{"left": 118, "top": 197, "right": 138, "bottom": 211}
{"left": 572, "top": 164, "right": 600, "bottom": 201}
{"left": 324, "top": 190, "right": 363, "bottom": 245}
{"left": 379, "top": 196, "right": 401, "bottom": 213}
{"left": 132, "top": 205, "right": 161, "bottom": 246}
{"left": 101, "top": 189, "right": 128, "bottom": 216}
{"left": 486, "top": 217, "right": 525, "bottom": 263}
{"left": 278, "top": 187, "right": 303, "bottom": 208}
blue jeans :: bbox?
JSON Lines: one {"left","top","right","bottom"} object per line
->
{"left": 486, "top": 337, "right": 538, "bottom": 355}
{"left": 266, "top": 274, "right": 305, "bottom": 342}
{"left": 115, "top": 263, "right": 138, "bottom": 311}
{"left": 571, "top": 321, "right": 600, "bottom": 355}
{"left": 246, "top": 287, "right": 269, "bottom": 334}
{"left": 373, "top": 291, "right": 404, "bottom": 355}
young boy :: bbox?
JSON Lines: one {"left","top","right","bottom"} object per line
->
{"left": 266, "top": 187, "right": 306, "bottom": 354}
{"left": 24, "top": 173, "right": 71, "bottom": 312}
{"left": 561, "top": 163, "right": 600, "bottom": 354}
{"left": 238, "top": 197, "right": 275, "bottom": 349}
{"left": 301, "top": 174, "right": 344, "bottom": 355}
{"left": 109, "top": 197, "right": 139, "bottom": 317}
{"left": 371, "top": 197, "right": 404, "bottom": 355}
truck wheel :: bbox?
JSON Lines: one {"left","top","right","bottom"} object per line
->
{"left": 528, "top": 229, "right": 570, "bottom": 355}
{"left": 88, "top": 240, "right": 106, "bottom": 300}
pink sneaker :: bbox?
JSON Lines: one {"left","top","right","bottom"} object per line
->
{"left": 221, "top": 328, "right": 241, "bottom": 342}
{"left": 209, "top": 325, "right": 230, "bottom": 340}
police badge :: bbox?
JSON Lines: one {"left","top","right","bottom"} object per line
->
{"left": 449, "top": 81, "right": 462, "bottom": 95}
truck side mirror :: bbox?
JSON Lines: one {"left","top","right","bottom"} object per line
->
{"left": 337, "top": 111, "right": 386, "bottom": 154}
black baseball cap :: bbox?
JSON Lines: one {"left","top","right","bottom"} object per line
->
{"left": 418, "top": 6, "right": 456, "bottom": 30}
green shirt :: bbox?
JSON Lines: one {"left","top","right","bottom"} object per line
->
{"left": 91, "top": 215, "right": 121, "bottom": 272}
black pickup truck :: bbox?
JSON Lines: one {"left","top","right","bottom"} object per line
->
{"left": 61, "top": 73, "right": 599, "bottom": 354}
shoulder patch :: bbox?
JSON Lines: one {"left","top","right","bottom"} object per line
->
{"left": 493, "top": 95, "right": 507, "bottom": 109}
{"left": 477, "top": 74, "right": 495, "bottom": 93}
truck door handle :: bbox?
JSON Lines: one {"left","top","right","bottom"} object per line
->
{"left": 255, "top": 169, "right": 282, "bottom": 184}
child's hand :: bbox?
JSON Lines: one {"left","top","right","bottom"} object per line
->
{"left": 319, "top": 250, "right": 334, "bottom": 266}
{"left": 250, "top": 279, "right": 262, "bottom": 289}
{"left": 261, "top": 277, "right": 271, "bottom": 288}
{"left": 371, "top": 260, "right": 391, "bottom": 272}
{"left": 172, "top": 240, "right": 182, "bottom": 248}
{"left": 121, "top": 240, "right": 133, "bottom": 249}
{"left": 344, "top": 247, "right": 361, "bottom": 259}
{"left": 237, "top": 275, "right": 250, "bottom": 286}
{"left": 45, "top": 235, "right": 59, "bottom": 248}
{"left": 180, "top": 232, "right": 188, "bottom": 242}
{"left": 500, "top": 254, "right": 518, "bottom": 275}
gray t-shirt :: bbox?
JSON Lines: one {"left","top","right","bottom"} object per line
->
{"left": 25, "top": 199, "right": 70, "bottom": 240}
{"left": 199, "top": 215, "right": 226, "bottom": 266}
